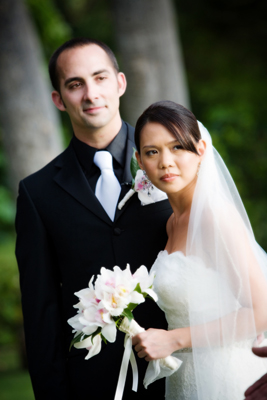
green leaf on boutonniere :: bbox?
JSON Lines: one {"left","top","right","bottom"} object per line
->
{"left": 130, "top": 148, "right": 140, "bottom": 184}
{"left": 122, "top": 307, "right": 134, "bottom": 322}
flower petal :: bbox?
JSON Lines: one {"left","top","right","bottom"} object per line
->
{"left": 102, "top": 321, "right": 117, "bottom": 343}
{"left": 85, "top": 335, "right": 102, "bottom": 360}
{"left": 144, "top": 288, "right": 158, "bottom": 302}
{"left": 74, "top": 336, "right": 93, "bottom": 349}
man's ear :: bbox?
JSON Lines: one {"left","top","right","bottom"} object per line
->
{"left": 135, "top": 151, "right": 144, "bottom": 170}
{"left": 117, "top": 72, "right": 127, "bottom": 98}
{"left": 51, "top": 91, "right": 66, "bottom": 111}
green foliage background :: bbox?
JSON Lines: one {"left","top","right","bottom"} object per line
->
{"left": 0, "top": 0, "right": 266, "bottom": 376}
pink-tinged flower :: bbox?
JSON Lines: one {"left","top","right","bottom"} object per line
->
{"left": 74, "top": 334, "right": 102, "bottom": 360}
{"left": 94, "top": 265, "right": 144, "bottom": 316}
{"left": 78, "top": 303, "right": 117, "bottom": 343}
{"left": 134, "top": 170, "right": 167, "bottom": 205}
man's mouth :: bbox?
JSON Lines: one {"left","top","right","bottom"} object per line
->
{"left": 83, "top": 106, "right": 105, "bottom": 113}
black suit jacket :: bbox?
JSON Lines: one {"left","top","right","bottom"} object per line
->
{"left": 16, "top": 123, "right": 173, "bottom": 400}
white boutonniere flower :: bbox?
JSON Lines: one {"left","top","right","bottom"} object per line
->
{"left": 118, "top": 149, "right": 167, "bottom": 209}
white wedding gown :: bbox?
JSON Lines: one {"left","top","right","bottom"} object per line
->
{"left": 151, "top": 250, "right": 267, "bottom": 400}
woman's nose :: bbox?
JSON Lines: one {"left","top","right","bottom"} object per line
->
{"left": 159, "top": 151, "right": 174, "bottom": 169}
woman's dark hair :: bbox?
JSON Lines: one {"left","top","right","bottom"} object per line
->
{"left": 135, "top": 101, "right": 201, "bottom": 155}
{"left": 49, "top": 37, "right": 119, "bottom": 92}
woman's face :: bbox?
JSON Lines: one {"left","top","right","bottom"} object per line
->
{"left": 136, "top": 122, "right": 206, "bottom": 195}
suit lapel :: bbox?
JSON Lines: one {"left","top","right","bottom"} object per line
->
{"left": 53, "top": 144, "right": 112, "bottom": 226}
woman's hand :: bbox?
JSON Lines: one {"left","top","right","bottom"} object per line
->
{"left": 132, "top": 327, "right": 190, "bottom": 361}
{"left": 244, "top": 347, "right": 267, "bottom": 399}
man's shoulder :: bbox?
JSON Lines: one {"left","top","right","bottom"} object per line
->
{"left": 21, "top": 143, "right": 72, "bottom": 189}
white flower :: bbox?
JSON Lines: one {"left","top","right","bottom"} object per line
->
{"left": 134, "top": 170, "right": 168, "bottom": 205}
{"left": 74, "top": 333, "right": 102, "bottom": 360}
{"left": 118, "top": 169, "right": 167, "bottom": 209}
{"left": 67, "top": 313, "right": 84, "bottom": 333}
{"left": 133, "top": 265, "right": 158, "bottom": 302}
{"left": 79, "top": 302, "right": 117, "bottom": 343}
{"left": 94, "top": 265, "right": 144, "bottom": 317}
{"left": 73, "top": 276, "right": 98, "bottom": 310}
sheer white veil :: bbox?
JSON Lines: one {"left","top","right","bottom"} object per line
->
{"left": 185, "top": 121, "right": 267, "bottom": 399}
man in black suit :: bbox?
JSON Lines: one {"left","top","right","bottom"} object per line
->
{"left": 16, "top": 38, "right": 172, "bottom": 400}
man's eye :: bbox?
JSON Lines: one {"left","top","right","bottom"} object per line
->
{"left": 70, "top": 82, "right": 82, "bottom": 89}
{"left": 97, "top": 76, "right": 107, "bottom": 81}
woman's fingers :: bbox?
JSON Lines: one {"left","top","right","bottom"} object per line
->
{"left": 252, "top": 346, "right": 267, "bottom": 358}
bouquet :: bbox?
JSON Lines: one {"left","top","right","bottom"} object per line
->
{"left": 68, "top": 264, "right": 181, "bottom": 400}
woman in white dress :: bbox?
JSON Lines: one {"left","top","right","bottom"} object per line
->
{"left": 132, "top": 101, "right": 267, "bottom": 400}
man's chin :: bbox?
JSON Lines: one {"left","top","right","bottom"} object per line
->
{"left": 82, "top": 117, "right": 110, "bottom": 131}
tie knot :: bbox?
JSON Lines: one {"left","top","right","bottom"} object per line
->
{"left": 94, "top": 151, "right": 113, "bottom": 171}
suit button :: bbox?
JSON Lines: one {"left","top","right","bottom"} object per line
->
{"left": 114, "top": 227, "right": 122, "bottom": 236}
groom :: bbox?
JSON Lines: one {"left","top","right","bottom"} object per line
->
{"left": 15, "top": 38, "right": 172, "bottom": 399}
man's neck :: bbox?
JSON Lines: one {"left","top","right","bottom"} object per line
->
{"left": 73, "top": 117, "right": 123, "bottom": 149}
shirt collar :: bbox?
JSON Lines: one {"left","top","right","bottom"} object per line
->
{"left": 72, "top": 121, "right": 128, "bottom": 172}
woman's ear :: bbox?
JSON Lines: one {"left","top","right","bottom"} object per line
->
{"left": 197, "top": 139, "right": 206, "bottom": 159}
{"left": 135, "top": 151, "right": 144, "bottom": 170}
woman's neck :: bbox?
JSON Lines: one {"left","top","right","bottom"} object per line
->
{"left": 167, "top": 178, "right": 197, "bottom": 220}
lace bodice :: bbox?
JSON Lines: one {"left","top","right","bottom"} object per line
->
{"left": 151, "top": 250, "right": 241, "bottom": 330}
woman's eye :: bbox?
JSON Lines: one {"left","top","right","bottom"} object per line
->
{"left": 146, "top": 150, "right": 157, "bottom": 156}
{"left": 173, "top": 145, "right": 183, "bottom": 150}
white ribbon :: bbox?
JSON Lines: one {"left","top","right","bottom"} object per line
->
{"left": 114, "top": 317, "right": 182, "bottom": 399}
{"left": 114, "top": 335, "right": 138, "bottom": 400}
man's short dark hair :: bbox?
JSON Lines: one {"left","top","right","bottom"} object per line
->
{"left": 49, "top": 37, "right": 119, "bottom": 92}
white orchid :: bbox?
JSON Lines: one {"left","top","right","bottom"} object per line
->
{"left": 73, "top": 276, "right": 98, "bottom": 310}
{"left": 74, "top": 333, "right": 102, "bottom": 360}
{"left": 94, "top": 265, "right": 144, "bottom": 316}
{"left": 133, "top": 265, "right": 158, "bottom": 302}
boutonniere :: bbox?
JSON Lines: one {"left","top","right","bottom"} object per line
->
{"left": 118, "top": 149, "right": 167, "bottom": 210}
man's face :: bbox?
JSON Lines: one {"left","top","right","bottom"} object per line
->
{"left": 52, "top": 45, "right": 126, "bottom": 135}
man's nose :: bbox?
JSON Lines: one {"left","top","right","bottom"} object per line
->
{"left": 83, "top": 83, "right": 99, "bottom": 102}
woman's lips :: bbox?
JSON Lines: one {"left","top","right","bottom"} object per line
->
{"left": 160, "top": 174, "right": 179, "bottom": 182}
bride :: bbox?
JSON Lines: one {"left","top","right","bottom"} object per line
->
{"left": 132, "top": 101, "right": 267, "bottom": 399}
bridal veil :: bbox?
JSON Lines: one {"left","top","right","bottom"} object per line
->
{"left": 185, "top": 122, "right": 267, "bottom": 399}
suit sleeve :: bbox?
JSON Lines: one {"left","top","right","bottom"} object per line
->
{"left": 15, "top": 180, "right": 70, "bottom": 400}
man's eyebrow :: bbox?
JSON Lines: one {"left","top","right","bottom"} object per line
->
{"left": 92, "top": 69, "right": 110, "bottom": 76}
{"left": 64, "top": 77, "right": 83, "bottom": 87}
